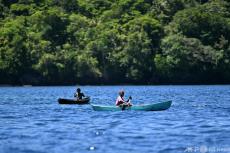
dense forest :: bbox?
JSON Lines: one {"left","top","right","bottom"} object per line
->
{"left": 0, "top": 0, "right": 230, "bottom": 85}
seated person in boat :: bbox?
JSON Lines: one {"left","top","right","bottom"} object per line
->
{"left": 74, "top": 88, "right": 85, "bottom": 100}
{"left": 115, "top": 90, "right": 132, "bottom": 106}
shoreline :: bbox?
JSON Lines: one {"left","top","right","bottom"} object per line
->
{"left": 0, "top": 83, "right": 230, "bottom": 87}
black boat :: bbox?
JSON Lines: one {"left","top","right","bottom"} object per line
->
{"left": 58, "top": 97, "right": 90, "bottom": 104}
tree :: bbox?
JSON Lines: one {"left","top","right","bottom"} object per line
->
{"left": 155, "top": 34, "right": 223, "bottom": 83}
{"left": 0, "top": 17, "right": 31, "bottom": 84}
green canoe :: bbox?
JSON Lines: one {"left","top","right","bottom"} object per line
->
{"left": 91, "top": 101, "right": 172, "bottom": 111}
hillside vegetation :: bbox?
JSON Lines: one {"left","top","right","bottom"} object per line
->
{"left": 0, "top": 0, "right": 230, "bottom": 85}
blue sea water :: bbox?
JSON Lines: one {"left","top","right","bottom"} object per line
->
{"left": 0, "top": 85, "right": 230, "bottom": 153}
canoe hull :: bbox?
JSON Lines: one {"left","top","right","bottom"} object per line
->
{"left": 91, "top": 101, "right": 172, "bottom": 111}
{"left": 58, "top": 97, "right": 90, "bottom": 104}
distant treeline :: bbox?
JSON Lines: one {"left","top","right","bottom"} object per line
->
{"left": 0, "top": 0, "right": 230, "bottom": 85}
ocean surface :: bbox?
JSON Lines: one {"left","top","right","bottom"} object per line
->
{"left": 0, "top": 85, "right": 230, "bottom": 153}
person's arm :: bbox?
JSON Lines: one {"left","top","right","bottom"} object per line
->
{"left": 120, "top": 97, "right": 126, "bottom": 103}
{"left": 127, "top": 96, "right": 132, "bottom": 102}
{"left": 82, "top": 93, "right": 85, "bottom": 97}
{"left": 116, "top": 96, "right": 125, "bottom": 105}
{"left": 125, "top": 96, "right": 131, "bottom": 102}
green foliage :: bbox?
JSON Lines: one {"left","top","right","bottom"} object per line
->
{"left": 0, "top": 16, "right": 32, "bottom": 83}
{"left": 151, "top": 0, "right": 198, "bottom": 24}
{"left": 0, "top": 0, "right": 230, "bottom": 84}
{"left": 155, "top": 34, "right": 224, "bottom": 83}
{"left": 10, "top": 3, "right": 32, "bottom": 15}
{"left": 169, "top": 1, "right": 230, "bottom": 46}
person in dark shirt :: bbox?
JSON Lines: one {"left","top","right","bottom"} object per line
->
{"left": 74, "top": 88, "right": 85, "bottom": 100}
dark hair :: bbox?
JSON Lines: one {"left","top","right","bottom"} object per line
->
{"left": 77, "top": 88, "right": 81, "bottom": 92}
{"left": 119, "top": 90, "right": 124, "bottom": 96}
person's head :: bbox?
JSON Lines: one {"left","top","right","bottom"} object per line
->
{"left": 77, "top": 88, "right": 81, "bottom": 93}
{"left": 119, "top": 90, "right": 125, "bottom": 97}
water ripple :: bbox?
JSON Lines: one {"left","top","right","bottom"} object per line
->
{"left": 0, "top": 85, "right": 230, "bottom": 153}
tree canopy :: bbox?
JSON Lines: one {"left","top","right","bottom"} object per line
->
{"left": 0, "top": 0, "right": 229, "bottom": 85}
